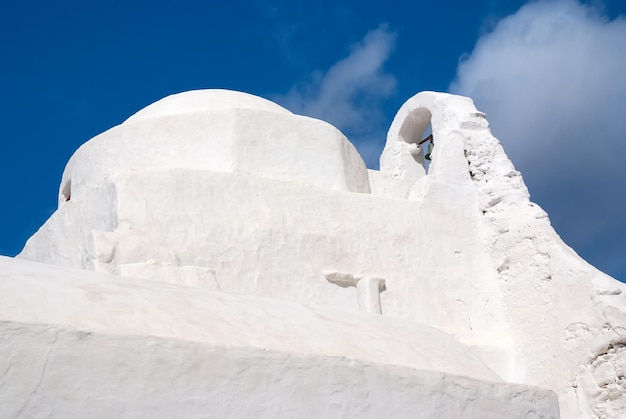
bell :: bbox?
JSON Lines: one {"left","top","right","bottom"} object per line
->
{"left": 425, "top": 140, "right": 434, "bottom": 161}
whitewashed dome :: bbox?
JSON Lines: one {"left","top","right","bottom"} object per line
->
{"left": 124, "top": 89, "right": 292, "bottom": 124}
{"left": 58, "top": 89, "right": 370, "bottom": 206}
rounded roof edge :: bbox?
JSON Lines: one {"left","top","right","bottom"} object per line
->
{"left": 123, "top": 89, "right": 293, "bottom": 124}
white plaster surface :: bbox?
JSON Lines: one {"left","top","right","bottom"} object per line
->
{"left": 10, "top": 89, "right": 626, "bottom": 417}
{"left": 0, "top": 256, "right": 559, "bottom": 418}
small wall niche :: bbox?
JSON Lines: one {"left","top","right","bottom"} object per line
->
{"left": 61, "top": 179, "right": 72, "bottom": 202}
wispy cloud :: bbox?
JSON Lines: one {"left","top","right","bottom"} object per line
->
{"left": 450, "top": 0, "right": 626, "bottom": 279}
{"left": 275, "top": 26, "right": 396, "bottom": 167}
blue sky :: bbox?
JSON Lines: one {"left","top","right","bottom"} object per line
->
{"left": 1, "top": 0, "right": 625, "bottom": 282}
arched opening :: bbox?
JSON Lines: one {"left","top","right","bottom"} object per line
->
{"left": 379, "top": 94, "right": 462, "bottom": 199}
{"left": 396, "top": 106, "right": 434, "bottom": 174}
{"left": 397, "top": 107, "right": 432, "bottom": 145}
{"left": 380, "top": 92, "right": 478, "bottom": 198}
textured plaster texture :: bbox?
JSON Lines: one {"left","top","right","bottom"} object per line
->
{"left": 6, "top": 89, "right": 626, "bottom": 417}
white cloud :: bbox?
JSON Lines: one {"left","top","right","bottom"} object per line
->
{"left": 275, "top": 26, "right": 396, "bottom": 167}
{"left": 450, "top": 0, "right": 626, "bottom": 279}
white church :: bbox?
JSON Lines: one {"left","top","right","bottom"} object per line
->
{"left": 1, "top": 89, "right": 624, "bottom": 418}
